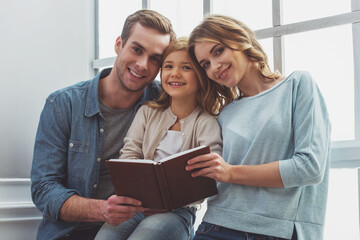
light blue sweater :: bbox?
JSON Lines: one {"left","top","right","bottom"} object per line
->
{"left": 204, "top": 71, "right": 331, "bottom": 240}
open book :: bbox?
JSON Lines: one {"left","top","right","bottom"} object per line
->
{"left": 106, "top": 145, "right": 218, "bottom": 210}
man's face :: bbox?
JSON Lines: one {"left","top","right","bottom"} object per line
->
{"left": 114, "top": 23, "right": 171, "bottom": 92}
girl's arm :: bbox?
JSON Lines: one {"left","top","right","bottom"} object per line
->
{"left": 195, "top": 115, "right": 223, "bottom": 156}
{"left": 119, "top": 106, "right": 148, "bottom": 159}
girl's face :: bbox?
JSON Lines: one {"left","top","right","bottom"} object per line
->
{"left": 194, "top": 41, "right": 250, "bottom": 88}
{"left": 161, "top": 50, "right": 199, "bottom": 101}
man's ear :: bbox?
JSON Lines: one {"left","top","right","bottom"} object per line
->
{"left": 115, "top": 36, "right": 122, "bottom": 54}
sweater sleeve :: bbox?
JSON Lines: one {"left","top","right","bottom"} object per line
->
{"left": 119, "top": 105, "right": 148, "bottom": 159}
{"left": 195, "top": 115, "right": 223, "bottom": 156}
{"left": 279, "top": 72, "right": 331, "bottom": 188}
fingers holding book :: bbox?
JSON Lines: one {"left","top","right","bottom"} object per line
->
{"left": 101, "top": 195, "right": 144, "bottom": 226}
{"left": 186, "top": 152, "right": 232, "bottom": 183}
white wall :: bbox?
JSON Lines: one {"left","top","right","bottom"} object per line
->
{"left": 0, "top": 0, "right": 95, "bottom": 239}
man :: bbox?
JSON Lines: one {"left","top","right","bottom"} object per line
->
{"left": 31, "top": 10, "right": 175, "bottom": 240}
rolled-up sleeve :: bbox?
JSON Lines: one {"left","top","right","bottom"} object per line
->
{"left": 279, "top": 72, "right": 331, "bottom": 188}
{"left": 31, "top": 98, "right": 79, "bottom": 221}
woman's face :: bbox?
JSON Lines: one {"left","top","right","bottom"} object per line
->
{"left": 194, "top": 41, "right": 250, "bottom": 88}
{"left": 161, "top": 50, "right": 199, "bottom": 101}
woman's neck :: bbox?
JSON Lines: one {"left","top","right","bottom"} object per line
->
{"left": 238, "top": 65, "right": 283, "bottom": 97}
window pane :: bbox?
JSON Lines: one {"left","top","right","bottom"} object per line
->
{"left": 150, "top": 0, "right": 203, "bottom": 37}
{"left": 258, "top": 38, "right": 274, "bottom": 73}
{"left": 99, "top": 0, "right": 141, "bottom": 58}
{"left": 284, "top": 25, "right": 355, "bottom": 141}
{"left": 324, "top": 168, "right": 359, "bottom": 239}
{"left": 212, "top": 0, "right": 272, "bottom": 30}
{"left": 283, "top": 0, "right": 351, "bottom": 24}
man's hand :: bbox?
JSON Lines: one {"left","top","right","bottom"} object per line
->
{"left": 100, "top": 195, "right": 144, "bottom": 226}
{"left": 59, "top": 195, "right": 143, "bottom": 226}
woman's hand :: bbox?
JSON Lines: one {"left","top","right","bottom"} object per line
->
{"left": 186, "top": 152, "right": 232, "bottom": 183}
{"left": 186, "top": 153, "right": 284, "bottom": 188}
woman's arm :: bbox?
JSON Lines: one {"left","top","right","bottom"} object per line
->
{"left": 186, "top": 153, "right": 284, "bottom": 188}
{"left": 188, "top": 72, "right": 330, "bottom": 189}
{"left": 279, "top": 72, "right": 331, "bottom": 188}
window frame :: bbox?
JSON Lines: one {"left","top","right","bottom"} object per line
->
{"left": 92, "top": 0, "right": 360, "bottom": 165}
{"left": 253, "top": 0, "right": 360, "bottom": 169}
{"left": 92, "top": 0, "right": 360, "bottom": 234}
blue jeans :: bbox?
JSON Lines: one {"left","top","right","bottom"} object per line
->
{"left": 94, "top": 207, "right": 196, "bottom": 240}
{"left": 193, "top": 222, "right": 295, "bottom": 240}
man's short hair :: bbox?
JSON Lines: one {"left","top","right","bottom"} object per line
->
{"left": 121, "top": 9, "right": 176, "bottom": 46}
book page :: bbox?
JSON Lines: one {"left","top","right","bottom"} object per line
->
{"left": 108, "top": 145, "right": 207, "bottom": 164}
{"left": 108, "top": 159, "right": 154, "bottom": 164}
{"left": 159, "top": 145, "right": 207, "bottom": 163}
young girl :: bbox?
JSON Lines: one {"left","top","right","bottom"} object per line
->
{"left": 186, "top": 15, "right": 331, "bottom": 240}
{"left": 95, "top": 37, "right": 222, "bottom": 240}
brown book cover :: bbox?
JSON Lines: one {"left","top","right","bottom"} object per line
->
{"left": 106, "top": 145, "right": 218, "bottom": 210}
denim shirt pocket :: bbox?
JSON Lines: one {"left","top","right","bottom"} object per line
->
{"left": 67, "top": 139, "right": 90, "bottom": 183}
{"left": 68, "top": 139, "right": 90, "bottom": 153}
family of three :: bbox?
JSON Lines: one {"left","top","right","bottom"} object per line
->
{"left": 31, "top": 9, "right": 331, "bottom": 240}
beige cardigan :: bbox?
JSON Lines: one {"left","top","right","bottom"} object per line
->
{"left": 120, "top": 105, "right": 222, "bottom": 160}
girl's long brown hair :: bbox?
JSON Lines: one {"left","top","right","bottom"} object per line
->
{"left": 146, "top": 37, "right": 221, "bottom": 116}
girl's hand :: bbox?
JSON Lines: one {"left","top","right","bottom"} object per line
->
{"left": 186, "top": 153, "right": 232, "bottom": 183}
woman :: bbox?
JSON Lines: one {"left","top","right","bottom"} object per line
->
{"left": 95, "top": 37, "right": 222, "bottom": 240}
{"left": 186, "top": 15, "right": 331, "bottom": 240}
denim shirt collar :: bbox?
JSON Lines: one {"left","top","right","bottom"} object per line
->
{"left": 85, "top": 68, "right": 110, "bottom": 117}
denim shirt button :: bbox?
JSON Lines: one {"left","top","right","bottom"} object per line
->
{"left": 96, "top": 158, "right": 101, "bottom": 162}
{"left": 99, "top": 128, "right": 104, "bottom": 133}
{"left": 69, "top": 143, "right": 74, "bottom": 148}
{"left": 93, "top": 184, "right": 97, "bottom": 189}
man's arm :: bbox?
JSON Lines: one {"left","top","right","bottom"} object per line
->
{"left": 31, "top": 99, "right": 79, "bottom": 221}
{"left": 32, "top": 97, "right": 144, "bottom": 225}
{"left": 59, "top": 195, "right": 143, "bottom": 226}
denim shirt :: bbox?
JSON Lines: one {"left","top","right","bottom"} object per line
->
{"left": 30, "top": 68, "right": 161, "bottom": 240}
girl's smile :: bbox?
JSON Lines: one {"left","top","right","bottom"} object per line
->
{"left": 161, "top": 50, "right": 199, "bottom": 102}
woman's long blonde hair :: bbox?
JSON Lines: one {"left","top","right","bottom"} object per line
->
{"left": 146, "top": 37, "right": 220, "bottom": 116}
{"left": 188, "top": 15, "right": 281, "bottom": 115}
